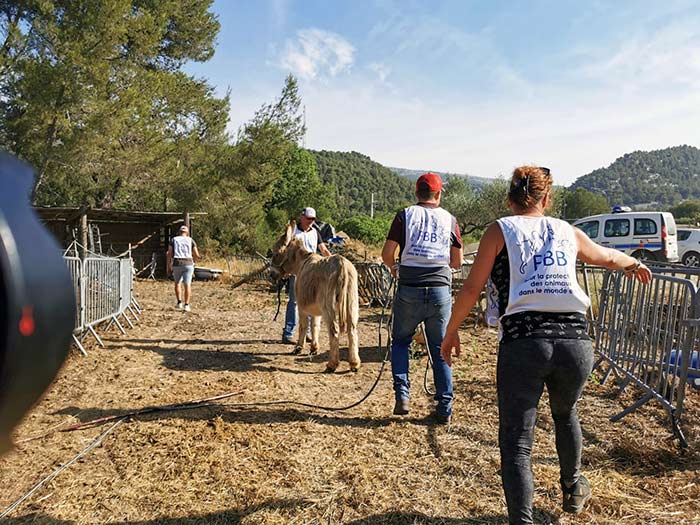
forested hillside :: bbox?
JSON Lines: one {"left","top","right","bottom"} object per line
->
{"left": 312, "top": 150, "right": 414, "bottom": 217}
{"left": 390, "top": 167, "right": 493, "bottom": 189}
{"left": 571, "top": 145, "right": 700, "bottom": 207}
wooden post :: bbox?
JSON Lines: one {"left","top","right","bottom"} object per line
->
{"left": 80, "top": 210, "right": 88, "bottom": 260}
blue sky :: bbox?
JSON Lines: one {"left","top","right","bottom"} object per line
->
{"left": 186, "top": 0, "right": 700, "bottom": 185}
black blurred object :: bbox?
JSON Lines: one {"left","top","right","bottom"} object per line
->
{"left": 313, "top": 220, "right": 336, "bottom": 243}
{"left": 0, "top": 153, "right": 74, "bottom": 453}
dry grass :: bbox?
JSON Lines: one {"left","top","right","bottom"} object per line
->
{"left": 0, "top": 280, "right": 698, "bottom": 524}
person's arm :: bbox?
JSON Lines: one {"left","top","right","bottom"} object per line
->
{"left": 166, "top": 245, "right": 173, "bottom": 275}
{"left": 450, "top": 246, "right": 463, "bottom": 269}
{"left": 450, "top": 221, "right": 463, "bottom": 269}
{"left": 382, "top": 213, "right": 403, "bottom": 277}
{"left": 574, "top": 228, "right": 652, "bottom": 284}
{"left": 382, "top": 240, "right": 400, "bottom": 278}
{"left": 192, "top": 243, "right": 201, "bottom": 262}
{"left": 441, "top": 222, "right": 504, "bottom": 366}
{"left": 319, "top": 242, "right": 331, "bottom": 257}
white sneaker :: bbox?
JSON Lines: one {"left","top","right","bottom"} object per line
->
{"left": 184, "top": 304, "right": 191, "bottom": 312}
{"left": 176, "top": 302, "right": 183, "bottom": 310}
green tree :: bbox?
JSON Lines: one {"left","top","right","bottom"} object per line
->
{"left": 196, "top": 75, "right": 339, "bottom": 253}
{"left": 442, "top": 177, "right": 510, "bottom": 236}
{"left": 0, "top": 0, "right": 228, "bottom": 206}
{"left": 338, "top": 214, "right": 393, "bottom": 245}
{"left": 265, "top": 147, "right": 338, "bottom": 227}
{"left": 669, "top": 200, "right": 700, "bottom": 223}
{"left": 563, "top": 187, "right": 609, "bottom": 220}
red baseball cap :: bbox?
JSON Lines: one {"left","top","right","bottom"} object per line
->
{"left": 416, "top": 172, "right": 443, "bottom": 192}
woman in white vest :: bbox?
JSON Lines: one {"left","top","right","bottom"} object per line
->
{"left": 441, "top": 166, "right": 652, "bottom": 525}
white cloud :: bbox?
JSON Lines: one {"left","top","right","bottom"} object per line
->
{"left": 368, "top": 62, "right": 392, "bottom": 82}
{"left": 574, "top": 19, "right": 700, "bottom": 90}
{"left": 278, "top": 29, "right": 355, "bottom": 80}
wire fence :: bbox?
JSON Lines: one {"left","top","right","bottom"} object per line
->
{"left": 63, "top": 248, "right": 141, "bottom": 355}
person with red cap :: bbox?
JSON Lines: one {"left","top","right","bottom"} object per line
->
{"left": 381, "top": 172, "right": 463, "bottom": 423}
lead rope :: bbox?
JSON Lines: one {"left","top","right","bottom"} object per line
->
{"left": 52, "top": 277, "right": 398, "bottom": 434}
{"left": 421, "top": 322, "right": 436, "bottom": 396}
{"left": 272, "top": 278, "right": 285, "bottom": 321}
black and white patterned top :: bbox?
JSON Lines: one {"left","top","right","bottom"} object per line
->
{"left": 491, "top": 247, "right": 590, "bottom": 343}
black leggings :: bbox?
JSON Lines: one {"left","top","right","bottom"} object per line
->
{"left": 497, "top": 338, "right": 594, "bottom": 525}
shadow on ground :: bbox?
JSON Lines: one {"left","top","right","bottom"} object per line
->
{"left": 53, "top": 405, "right": 456, "bottom": 433}
{"left": 1, "top": 498, "right": 310, "bottom": 524}
{"left": 2, "top": 508, "right": 536, "bottom": 525}
{"left": 107, "top": 337, "right": 385, "bottom": 373}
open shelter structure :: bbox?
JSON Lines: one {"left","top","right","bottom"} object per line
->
{"left": 34, "top": 207, "right": 205, "bottom": 276}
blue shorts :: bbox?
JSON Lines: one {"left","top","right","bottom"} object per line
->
{"left": 172, "top": 265, "right": 194, "bottom": 284}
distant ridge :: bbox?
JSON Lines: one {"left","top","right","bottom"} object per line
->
{"left": 389, "top": 167, "right": 494, "bottom": 188}
{"left": 571, "top": 145, "right": 700, "bottom": 207}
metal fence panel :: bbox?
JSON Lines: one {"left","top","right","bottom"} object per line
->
{"left": 83, "top": 257, "right": 121, "bottom": 326}
{"left": 64, "top": 256, "right": 83, "bottom": 332}
{"left": 119, "top": 258, "right": 133, "bottom": 313}
{"left": 62, "top": 254, "right": 136, "bottom": 354}
{"left": 594, "top": 269, "right": 698, "bottom": 445}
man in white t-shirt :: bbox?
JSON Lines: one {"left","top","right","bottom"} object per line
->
{"left": 282, "top": 207, "right": 331, "bottom": 344}
{"left": 166, "top": 225, "right": 200, "bottom": 312}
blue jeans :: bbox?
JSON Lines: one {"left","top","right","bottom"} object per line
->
{"left": 283, "top": 276, "right": 310, "bottom": 339}
{"left": 391, "top": 285, "right": 453, "bottom": 416}
{"left": 497, "top": 338, "right": 594, "bottom": 525}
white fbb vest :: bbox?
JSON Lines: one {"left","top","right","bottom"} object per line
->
{"left": 401, "top": 205, "right": 453, "bottom": 267}
{"left": 295, "top": 226, "right": 318, "bottom": 254}
{"left": 496, "top": 216, "right": 590, "bottom": 317}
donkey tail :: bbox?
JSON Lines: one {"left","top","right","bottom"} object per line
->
{"left": 336, "top": 259, "right": 358, "bottom": 334}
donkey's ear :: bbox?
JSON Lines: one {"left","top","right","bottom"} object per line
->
{"left": 285, "top": 221, "right": 295, "bottom": 244}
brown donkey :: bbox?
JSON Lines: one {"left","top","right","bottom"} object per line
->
{"left": 270, "top": 221, "right": 360, "bottom": 372}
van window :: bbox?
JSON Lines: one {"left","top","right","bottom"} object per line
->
{"left": 604, "top": 218, "right": 630, "bottom": 237}
{"left": 577, "top": 220, "right": 599, "bottom": 239}
{"left": 679, "top": 230, "right": 692, "bottom": 241}
{"left": 634, "top": 218, "right": 657, "bottom": 235}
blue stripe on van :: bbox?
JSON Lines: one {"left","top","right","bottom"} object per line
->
{"left": 613, "top": 243, "right": 662, "bottom": 250}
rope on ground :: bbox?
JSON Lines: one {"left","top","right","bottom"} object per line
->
{"left": 0, "top": 418, "right": 125, "bottom": 519}
{"left": 56, "top": 281, "right": 396, "bottom": 433}
{"left": 60, "top": 391, "right": 246, "bottom": 432}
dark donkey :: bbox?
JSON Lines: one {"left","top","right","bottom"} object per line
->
{"left": 270, "top": 220, "right": 360, "bottom": 373}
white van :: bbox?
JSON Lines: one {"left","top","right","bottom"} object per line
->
{"left": 573, "top": 211, "right": 679, "bottom": 262}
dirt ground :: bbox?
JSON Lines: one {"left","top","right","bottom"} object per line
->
{"left": 1, "top": 279, "right": 699, "bottom": 525}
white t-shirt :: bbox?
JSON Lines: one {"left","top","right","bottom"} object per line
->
{"left": 171, "top": 235, "right": 196, "bottom": 261}
{"left": 294, "top": 226, "right": 320, "bottom": 253}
